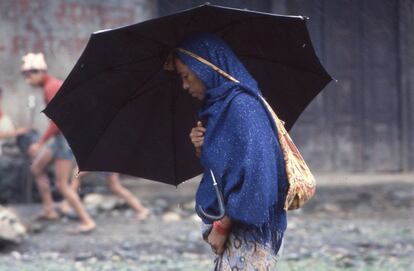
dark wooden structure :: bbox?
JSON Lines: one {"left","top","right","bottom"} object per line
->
{"left": 158, "top": 0, "right": 414, "bottom": 172}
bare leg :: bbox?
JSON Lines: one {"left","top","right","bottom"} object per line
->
{"left": 31, "top": 146, "right": 58, "bottom": 219}
{"left": 70, "top": 167, "right": 86, "bottom": 192}
{"left": 107, "top": 173, "right": 149, "bottom": 220}
{"left": 59, "top": 168, "right": 86, "bottom": 213}
{"left": 55, "top": 161, "right": 95, "bottom": 233}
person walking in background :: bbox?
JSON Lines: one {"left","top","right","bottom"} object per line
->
{"left": 60, "top": 171, "right": 150, "bottom": 221}
{"left": 21, "top": 53, "right": 96, "bottom": 233}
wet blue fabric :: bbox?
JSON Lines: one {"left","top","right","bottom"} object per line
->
{"left": 177, "top": 33, "right": 288, "bottom": 253}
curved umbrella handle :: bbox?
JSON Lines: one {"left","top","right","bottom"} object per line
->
{"left": 197, "top": 169, "right": 226, "bottom": 221}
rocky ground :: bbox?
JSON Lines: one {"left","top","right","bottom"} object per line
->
{"left": 0, "top": 174, "right": 413, "bottom": 271}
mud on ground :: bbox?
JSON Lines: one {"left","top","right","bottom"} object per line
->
{"left": 0, "top": 174, "right": 413, "bottom": 271}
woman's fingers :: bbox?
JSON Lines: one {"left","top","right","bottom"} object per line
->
{"left": 190, "top": 130, "right": 205, "bottom": 142}
{"left": 190, "top": 128, "right": 206, "bottom": 136}
{"left": 190, "top": 123, "right": 206, "bottom": 149}
{"left": 191, "top": 136, "right": 203, "bottom": 142}
{"left": 193, "top": 125, "right": 206, "bottom": 132}
{"left": 190, "top": 130, "right": 204, "bottom": 137}
{"left": 195, "top": 127, "right": 206, "bottom": 132}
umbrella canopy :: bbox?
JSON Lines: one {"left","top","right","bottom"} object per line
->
{"left": 44, "top": 4, "right": 332, "bottom": 186}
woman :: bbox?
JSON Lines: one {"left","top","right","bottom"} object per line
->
{"left": 174, "top": 33, "right": 288, "bottom": 270}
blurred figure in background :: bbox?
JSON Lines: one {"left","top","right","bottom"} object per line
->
{"left": 60, "top": 171, "right": 150, "bottom": 221}
{"left": 21, "top": 53, "right": 95, "bottom": 233}
{"left": 0, "top": 87, "right": 29, "bottom": 155}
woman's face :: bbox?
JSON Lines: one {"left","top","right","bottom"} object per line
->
{"left": 174, "top": 58, "right": 207, "bottom": 100}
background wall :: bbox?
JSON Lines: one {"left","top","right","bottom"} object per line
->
{"left": 0, "top": 0, "right": 156, "bottom": 131}
{"left": 276, "top": 0, "right": 414, "bottom": 173}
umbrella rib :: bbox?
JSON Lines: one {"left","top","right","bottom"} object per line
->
{"left": 170, "top": 87, "right": 178, "bottom": 185}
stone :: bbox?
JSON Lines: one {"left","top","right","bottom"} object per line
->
{"left": 75, "top": 252, "right": 95, "bottom": 261}
{"left": 100, "top": 196, "right": 119, "bottom": 211}
{"left": 114, "top": 249, "right": 139, "bottom": 261}
{"left": 0, "top": 205, "right": 27, "bottom": 244}
{"left": 40, "top": 251, "right": 60, "bottom": 260}
{"left": 121, "top": 241, "right": 134, "bottom": 250}
{"left": 170, "top": 205, "right": 192, "bottom": 217}
{"left": 95, "top": 251, "right": 111, "bottom": 261}
{"left": 10, "top": 250, "right": 21, "bottom": 260}
{"left": 162, "top": 212, "right": 181, "bottom": 222}
{"left": 83, "top": 194, "right": 126, "bottom": 213}
{"left": 391, "top": 190, "right": 414, "bottom": 201}
{"left": 285, "top": 252, "right": 301, "bottom": 261}
{"left": 154, "top": 198, "right": 169, "bottom": 210}
{"left": 27, "top": 222, "right": 44, "bottom": 234}
{"left": 149, "top": 207, "right": 164, "bottom": 216}
{"left": 83, "top": 193, "right": 105, "bottom": 211}
{"left": 111, "top": 254, "right": 122, "bottom": 262}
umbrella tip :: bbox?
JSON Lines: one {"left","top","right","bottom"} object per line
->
{"left": 205, "top": 2, "right": 210, "bottom": 5}
{"left": 302, "top": 16, "right": 310, "bottom": 20}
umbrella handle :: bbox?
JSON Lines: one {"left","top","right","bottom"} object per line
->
{"left": 197, "top": 184, "right": 225, "bottom": 221}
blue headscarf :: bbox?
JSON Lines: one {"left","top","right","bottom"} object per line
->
{"left": 177, "top": 33, "right": 288, "bottom": 253}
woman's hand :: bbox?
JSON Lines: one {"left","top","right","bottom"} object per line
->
{"left": 190, "top": 121, "right": 205, "bottom": 157}
{"left": 207, "top": 226, "right": 229, "bottom": 255}
{"left": 208, "top": 217, "right": 232, "bottom": 255}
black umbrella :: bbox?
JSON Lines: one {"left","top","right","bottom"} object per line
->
{"left": 44, "top": 4, "right": 332, "bottom": 187}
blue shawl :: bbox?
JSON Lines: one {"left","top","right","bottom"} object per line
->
{"left": 177, "top": 33, "right": 288, "bottom": 253}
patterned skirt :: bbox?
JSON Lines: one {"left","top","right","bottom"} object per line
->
{"left": 214, "top": 232, "right": 284, "bottom": 271}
